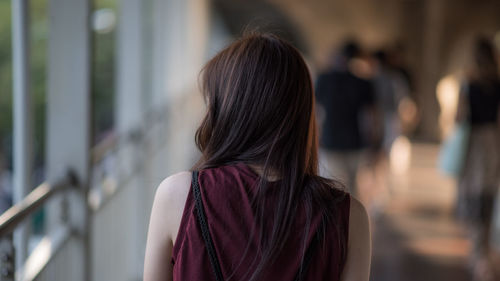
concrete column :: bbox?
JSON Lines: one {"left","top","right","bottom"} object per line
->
{"left": 116, "top": 0, "right": 145, "bottom": 133}
{"left": 150, "top": 0, "right": 168, "bottom": 108}
{"left": 46, "top": 0, "right": 91, "bottom": 280}
{"left": 115, "top": 0, "right": 145, "bottom": 278}
{"left": 417, "top": 0, "right": 447, "bottom": 141}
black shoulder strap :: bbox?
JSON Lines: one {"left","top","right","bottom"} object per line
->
{"left": 192, "top": 171, "right": 225, "bottom": 281}
{"left": 192, "top": 171, "right": 323, "bottom": 281}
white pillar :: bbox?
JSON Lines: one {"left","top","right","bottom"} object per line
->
{"left": 115, "top": 0, "right": 145, "bottom": 278}
{"left": 151, "top": 0, "right": 169, "bottom": 107}
{"left": 12, "top": 0, "right": 31, "bottom": 273}
{"left": 116, "top": 0, "right": 144, "bottom": 133}
{"left": 46, "top": 0, "right": 91, "bottom": 280}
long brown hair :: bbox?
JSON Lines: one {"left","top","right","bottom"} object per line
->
{"left": 195, "top": 33, "right": 344, "bottom": 280}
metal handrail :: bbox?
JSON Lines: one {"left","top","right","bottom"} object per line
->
{"left": 0, "top": 172, "right": 78, "bottom": 237}
{"left": 91, "top": 132, "right": 118, "bottom": 165}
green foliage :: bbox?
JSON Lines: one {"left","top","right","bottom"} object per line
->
{"left": 92, "top": 26, "right": 116, "bottom": 144}
{"left": 0, "top": 0, "right": 48, "bottom": 168}
{"left": 30, "top": 0, "right": 48, "bottom": 168}
{"left": 0, "top": 0, "right": 117, "bottom": 233}
{"left": 0, "top": 0, "right": 119, "bottom": 162}
{"left": 92, "top": 0, "right": 117, "bottom": 144}
{"left": 0, "top": 1, "right": 13, "bottom": 162}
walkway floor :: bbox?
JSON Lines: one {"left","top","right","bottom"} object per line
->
{"left": 365, "top": 143, "right": 472, "bottom": 281}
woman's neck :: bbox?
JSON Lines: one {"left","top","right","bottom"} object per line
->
{"left": 247, "top": 164, "right": 281, "bottom": 182}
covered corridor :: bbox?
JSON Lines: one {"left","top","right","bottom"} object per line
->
{"left": 1, "top": 0, "right": 500, "bottom": 280}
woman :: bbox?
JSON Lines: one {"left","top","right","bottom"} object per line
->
{"left": 144, "top": 33, "right": 371, "bottom": 281}
{"left": 457, "top": 37, "right": 500, "bottom": 281}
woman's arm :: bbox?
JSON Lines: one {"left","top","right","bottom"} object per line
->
{"left": 341, "top": 197, "right": 372, "bottom": 281}
{"left": 144, "top": 172, "right": 191, "bottom": 281}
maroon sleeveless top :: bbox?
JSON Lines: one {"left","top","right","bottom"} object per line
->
{"left": 172, "top": 163, "right": 350, "bottom": 281}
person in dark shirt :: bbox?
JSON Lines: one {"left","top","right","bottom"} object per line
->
{"left": 315, "top": 42, "right": 375, "bottom": 197}
{"left": 456, "top": 37, "right": 500, "bottom": 281}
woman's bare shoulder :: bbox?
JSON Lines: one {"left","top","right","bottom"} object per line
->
{"left": 144, "top": 171, "right": 191, "bottom": 280}
{"left": 153, "top": 171, "right": 192, "bottom": 243}
{"left": 341, "top": 196, "right": 371, "bottom": 281}
{"left": 156, "top": 171, "right": 191, "bottom": 203}
{"left": 349, "top": 196, "right": 369, "bottom": 228}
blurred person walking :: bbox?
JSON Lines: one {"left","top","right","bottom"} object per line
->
{"left": 360, "top": 50, "right": 412, "bottom": 215}
{"left": 372, "top": 50, "right": 410, "bottom": 154}
{"left": 456, "top": 37, "right": 500, "bottom": 281}
{"left": 144, "top": 34, "right": 371, "bottom": 281}
{"left": 315, "top": 42, "right": 376, "bottom": 197}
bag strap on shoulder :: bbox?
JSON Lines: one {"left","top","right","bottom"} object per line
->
{"left": 192, "top": 171, "right": 225, "bottom": 281}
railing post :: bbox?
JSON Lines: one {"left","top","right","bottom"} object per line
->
{"left": 0, "top": 234, "right": 14, "bottom": 281}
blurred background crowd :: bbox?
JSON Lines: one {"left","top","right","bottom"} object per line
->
{"left": 0, "top": 0, "right": 500, "bottom": 280}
